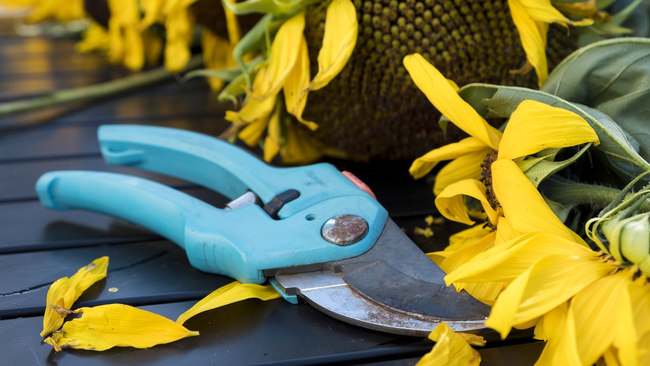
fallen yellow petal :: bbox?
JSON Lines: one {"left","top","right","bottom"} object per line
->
{"left": 41, "top": 257, "right": 109, "bottom": 337}
{"left": 176, "top": 281, "right": 280, "bottom": 325}
{"left": 48, "top": 304, "right": 198, "bottom": 351}
{"left": 416, "top": 322, "right": 482, "bottom": 366}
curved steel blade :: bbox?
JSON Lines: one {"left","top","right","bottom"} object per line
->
{"left": 274, "top": 219, "right": 491, "bottom": 336}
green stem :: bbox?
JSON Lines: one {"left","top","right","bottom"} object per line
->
{"left": 0, "top": 55, "right": 203, "bottom": 117}
{"left": 541, "top": 176, "right": 650, "bottom": 212}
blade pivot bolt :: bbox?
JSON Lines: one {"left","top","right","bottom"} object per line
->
{"left": 321, "top": 215, "right": 368, "bottom": 246}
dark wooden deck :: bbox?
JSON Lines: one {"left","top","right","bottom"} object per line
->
{"left": 0, "top": 19, "right": 544, "bottom": 365}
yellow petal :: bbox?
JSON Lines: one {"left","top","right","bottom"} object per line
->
{"left": 222, "top": 0, "right": 241, "bottom": 44}
{"left": 48, "top": 304, "right": 199, "bottom": 351}
{"left": 491, "top": 159, "right": 582, "bottom": 243}
{"left": 76, "top": 22, "right": 110, "bottom": 54}
{"left": 498, "top": 100, "right": 599, "bottom": 160}
{"left": 567, "top": 271, "right": 635, "bottom": 366}
{"left": 41, "top": 257, "right": 109, "bottom": 337}
{"left": 445, "top": 232, "right": 590, "bottom": 285}
{"left": 416, "top": 323, "right": 482, "bottom": 366}
{"left": 238, "top": 111, "right": 271, "bottom": 147}
{"left": 533, "top": 301, "right": 568, "bottom": 341}
{"left": 494, "top": 216, "right": 521, "bottom": 245}
{"left": 176, "top": 281, "right": 280, "bottom": 325}
{"left": 447, "top": 225, "right": 493, "bottom": 252}
{"left": 226, "top": 68, "right": 277, "bottom": 125}
{"left": 281, "top": 123, "right": 326, "bottom": 165}
{"left": 202, "top": 29, "right": 237, "bottom": 92}
{"left": 140, "top": 0, "right": 165, "bottom": 29}
{"left": 307, "top": 0, "right": 358, "bottom": 91}
{"left": 410, "top": 137, "right": 489, "bottom": 180}
{"left": 249, "top": 10, "right": 305, "bottom": 100}
{"left": 264, "top": 107, "right": 283, "bottom": 162}
{"left": 435, "top": 179, "right": 499, "bottom": 226}
{"left": 440, "top": 231, "right": 497, "bottom": 276}
{"left": 516, "top": 0, "right": 593, "bottom": 26}
{"left": 164, "top": 6, "right": 195, "bottom": 72}
{"left": 283, "top": 35, "right": 318, "bottom": 130}
{"left": 508, "top": 0, "right": 548, "bottom": 86}
{"left": 486, "top": 254, "right": 611, "bottom": 339}
{"left": 537, "top": 305, "right": 582, "bottom": 366}
{"left": 403, "top": 53, "right": 501, "bottom": 149}
{"left": 432, "top": 147, "right": 492, "bottom": 196}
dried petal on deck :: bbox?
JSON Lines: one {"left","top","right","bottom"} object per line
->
{"left": 40, "top": 256, "right": 109, "bottom": 337}
{"left": 47, "top": 304, "right": 199, "bottom": 352}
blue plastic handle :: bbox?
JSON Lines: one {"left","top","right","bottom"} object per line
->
{"left": 98, "top": 125, "right": 372, "bottom": 219}
{"left": 36, "top": 126, "right": 389, "bottom": 284}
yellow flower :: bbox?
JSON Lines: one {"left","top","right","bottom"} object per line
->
{"left": 507, "top": 0, "right": 592, "bottom": 86}
{"left": 40, "top": 257, "right": 109, "bottom": 337}
{"left": 404, "top": 54, "right": 599, "bottom": 196}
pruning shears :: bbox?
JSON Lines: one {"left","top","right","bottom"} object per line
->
{"left": 35, "top": 125, "right": 490, "bottom": 337}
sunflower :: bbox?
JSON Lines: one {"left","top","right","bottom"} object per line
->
{"left": 426, "top": 151, "right": 650, "bottom": 365}
{"left": 221, "top": 0, "right": 594, "bottom": 162}
{"left": 405, "top": 53, "right": 599, "bottom": 195}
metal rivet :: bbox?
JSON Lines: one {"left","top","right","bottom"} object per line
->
{"left": 321, "top": 215, "right": 368, "bottom": 246}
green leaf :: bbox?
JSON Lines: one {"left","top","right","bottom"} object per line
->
{"left": 611, "top": 0, "right": 646, "bottom": 26}
{"left": 542, "top": 38, "right": 650, "bottom": 164}
{"left": 524, "top": 143, "right": 593, "bottom": 187}
{"left": 595, "top": 0, "right": 618, "bottom": 9}
{"left": 543, "top": 196, "right": 574, "bottom": 223}
{"left": 455, "top": 83, "right": 650, "bottom": 172}
{"left": 438, "top": 114, "right": 450, "bottom": 138}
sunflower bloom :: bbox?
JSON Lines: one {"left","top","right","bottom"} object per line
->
{"left": 404, "top": 54, "right": 599, "bottom": 196}
{"left": 0, "top": 0, "right": 84, "bottom": 23}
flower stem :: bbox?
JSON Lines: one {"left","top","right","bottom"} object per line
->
{"left": 541, "top": 176, "right": 650, "bottom": 212}
{"left": 0, "top": 55, "right": 203, "bottom": 117}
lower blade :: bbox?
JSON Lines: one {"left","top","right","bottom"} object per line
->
{"left": 274, "top": 218, "right": 491, "bottom": 336}
{"left": 275, "top": 271, "right": 486, "bottom": 337}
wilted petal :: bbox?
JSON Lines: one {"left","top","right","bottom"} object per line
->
{"left": 486, "top": 254, "right": 611, "bottom": 339}
{"left": 201, "top": 29, "right": 237, "bottom": 92}
{"left": 263, "top": 107, "right": 283, "bottom": 162}
{"left": 163, "top": 2, "right": 194, "bottom": 72}
{"left": 41, "top": 257, "right": 109, "bottom": 337}
{"left": 238, "top": 110, "right": 271, "bottom": 147}
{"left": 403, "top": 54, "right": 501, "bottom": 149}
{"left": 433, "top": 147, "right": 492, "bottom": 196}
{"left": 226, "top": 68, "right": 277, "bottom": 125}
{"left": 281, "top": 123, "right": 327, "bottom": 165}
{"left": 508, "top": 0, "right": 548, "bottom": 86}
{"left": 176, "top": 281, "right": 280, "bottom": 325}
{"left": 307, "top": 0, "right": 358, "bottom": 91}
{"left": 416, "top": 323, "right": 482, "bottom": 366}
{"left": 283, "top": 35, "right": 317, "bottom": 130}
{"left": 435, "top": 179, "right": 499, "bottom": 226}
{"left": 249, "top": 10, "right": 305, "bottom": 100}
{"left": 498, "top": 100, "right": 599, "bottom": 160}
{"left": 48, "top": 304, "right": 198, "bottom": 351}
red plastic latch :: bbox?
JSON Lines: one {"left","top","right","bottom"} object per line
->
{"left": 342, "top": 171, "right": 377, "bottom": 200}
